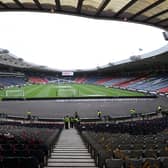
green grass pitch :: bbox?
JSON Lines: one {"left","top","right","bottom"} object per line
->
{"left": 0, "top": 83, "right": 145, "bottom": 99}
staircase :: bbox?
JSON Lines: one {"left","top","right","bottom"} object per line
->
{"left": 45, "top": 128, "right": 98, "bottom": 168}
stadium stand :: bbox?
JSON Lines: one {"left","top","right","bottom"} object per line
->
{"left": 0, "top": 71, "right": 26, "bottom": 87}
{"left": 84, "top": 76, "right": 104, "bottom": 84}
{"left": 95, "top": 77, "right": 113, "bottom": 85}
{"left": 126, "top": 74, "right": 168, "bottom": 93}
{"left": 2, "top": 111, "right": 168, "bottom": 168}
{"left": 74, "top": 77, "right": 87, "bottom": 83}
{"left": 113, "top": 75, "right": 148, "bottom": 88}
{"left": 103, "top": 77, "right": 134, "bottom": 87}
{"left": 159, "top": 87, "right": 168, "bottom": 93}
{"left": 0, "top": 122, "right": 63, "bottom": 168}
{"left": 78, "top": 117, "right": 168, "bottom": 168}
{"left": 0, "top": 76, "right": 25, "bottom": 86}
{"left": 72, "top": 74, "right": 168, "bottom": 94}
{"left": 28, "top": 77, "right": 48, "bottom": 84}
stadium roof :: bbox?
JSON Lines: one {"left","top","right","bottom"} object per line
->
{"left": 0, "top": 0, "right": 168, "bottom": 30}
{"left": 75, "top": 44, "right": 168, "bottom": 72}
{"left": 0, "top": 48, "right": 51, "bottom": 70}
{"left": 101, "top": 45, "right": 168, "bottom": 73}
{"left": 0, "top": 44, "right": 168, "bottom": 73}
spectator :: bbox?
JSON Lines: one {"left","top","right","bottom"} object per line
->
{"left": 74, "top": 111, "right": 79, "bottom": 119}
{"left": 64, "top": 116, "right": 70, "bottom": 129}
{"left": 74, "top": 117, "right": 80, "bottom": 127}
{"left": 27, "top": 111, "right": 32, "bottom": 120}
{"left": 97, "top": 110, "right": 102, "bottom": 119}
{"left": 156, "top": 105, "right": 162, "bottom": 113}
{"left": 70, "top": 116, "right": 74, "bottom": 128}
{"left": 130, "top": 108, "right": 136, "bottom": 117}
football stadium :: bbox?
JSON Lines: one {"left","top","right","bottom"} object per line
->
{"left": 0, "top": 0, "right": 168, "bottom": 168}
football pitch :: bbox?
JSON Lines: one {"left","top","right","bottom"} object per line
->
{"left": 0, "top": 83, "right": 145, "bottom": 99}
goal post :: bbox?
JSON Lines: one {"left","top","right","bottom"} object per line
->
{"left": 56, "top": 86, "right": 78, "bottom": 97}
{"left": 5, "top": 89, "right": 25, "bottom": 98}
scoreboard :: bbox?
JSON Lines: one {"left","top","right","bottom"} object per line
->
{"left": 62, "top": 71, "right": 74, "bottom": 76}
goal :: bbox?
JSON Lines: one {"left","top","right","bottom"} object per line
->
{"left": 5, "top": 89, "right": 25, "bottom": 98}
{"left": 57, "top": 87, "right": 78, "bottom": 97}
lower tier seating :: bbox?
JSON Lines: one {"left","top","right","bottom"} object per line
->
{"left": 78, "top": 117, "right": 168, "bottom": 168}
{"left": 0, "top": 123, "right": 63, "bottom": 168}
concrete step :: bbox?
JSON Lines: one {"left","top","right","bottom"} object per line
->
{"left": 50, "top": 156, "right": 92, "bottom": 159}
{"left": 56, "top": 144, "right": 85, "bottom": 147}
{"left": 53, "top": 149, "right": 87, "bottom": 151}
{"left": 54, "top": 147, "right": 86, "bottom": 149}
{"left": 55, "top": 145, "right": 85, "bottom": 146}
{"left": 52, "top": 150, "right": 88, "bottom": 153}
{"left": 48, "top": 158, "right": 95, "bottom": 163}
{"left": 46, "top": 166, "right": 98, "bottom": 168}
{"left": 46, "top": 129, "right": 97, "bottom": 168}
{"left": 53, "top": 148, "right": 87, "bottom": 151}
{"left": 47, "top": 162, "right": 96, "bottom": 167}
{"left": 51, "top": 153, "right": 91, "bottom": 156}
{"left": 54, "top": 146, "right": 85, "bottom": 148}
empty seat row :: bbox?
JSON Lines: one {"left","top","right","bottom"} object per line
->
{"left": 0, "top": 157, "right": 39, "bottom": 168}
{"left": 114, "top": 149, "right": 168, "bottom": 159}
{"left": 0, "top": 123, "right": 63, "bottom": 168}
{"left": 106, "top": 157, "right": 168, "bottom": 168}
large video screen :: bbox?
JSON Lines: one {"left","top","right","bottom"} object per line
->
{"left": 62, "top": 71, "right": 74, "bottom": 76}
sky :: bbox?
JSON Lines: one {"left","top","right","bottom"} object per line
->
{"left": 0, "top": 12, "right": 167, "bottom": 71}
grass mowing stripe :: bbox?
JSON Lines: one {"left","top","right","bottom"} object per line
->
{"left": 25, "top": 85, "right": 46, "bottom": 98}
{"left": 26, "top": 84, "right": 145, "bottom": 97}
{"left": 0, "top": 83, "right": 145, "bottom": 98}
{"left": 83, "top": 84, "right": 144, "bottom": 96}
{"left": 33, "top": 85, "right": 49, "bottom": 97}
{"left": 83, "top": 84, "right": 110, "bottom": 96}
{"left": 24, "top": 85, "right": 42, "bottom": 96}
{"left": 74, "top": 84, "right": 112, "bottom": 96}
{"left": 48, "top": 85, "right": 57, "bottom": 97}
{"left": 35, "top": 84, "right": 57, "bottom": 97}
{"left": 72, "top": 84, "right": 97, "bottom": 96}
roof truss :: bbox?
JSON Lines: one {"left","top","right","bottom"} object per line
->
{"left": 129, "top": 0, "right": 165, "bottom": 20}
{"left": 0, "top": 0, "right": 167, "bottom": 30}
{"left": 114, "top": 0, "right": 139, "bottom": 18}
{"left": 95, "top": 0, "right": 110, "bottom": 17}
{"left": 77, "top": 0, "right": 84, "bottom": 14}
{"left": 32, "top": 0, "right": 43, "bottom": 10}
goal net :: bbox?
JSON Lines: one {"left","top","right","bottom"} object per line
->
{"left": 5, "top": 89, "right": 24, "bottom": 98}
{"left": 56, "top": 86, "right": 78, "bottom": 97}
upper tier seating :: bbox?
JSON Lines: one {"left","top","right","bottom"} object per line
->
{"left": 29, "top": 77, "right": 48, "bottom": 84}
{"left": 74, "top": 77, "right": 87, "bottom": 83}
{"left": 127, "top": 75, "right": 168, "bottom": 93}
{"left": 73, "top": 74, "right": 168, "bottom": 93}
{"left": 114, "top": 76, "right": 148, "bottom": 88}
{"left": 84, "top": 76, "right": 105, "bottom": 84}
{"left": 159, "top": 87, "right": 168, "bottom": 93}
{"left": 0, "top": 76, "right": 25, "bottom": 87}
{"left": 95, "top": 77, "right": 113, "bottom": 85}
{"left": 103, "top": 77, "right": 134, "bottom": 87}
